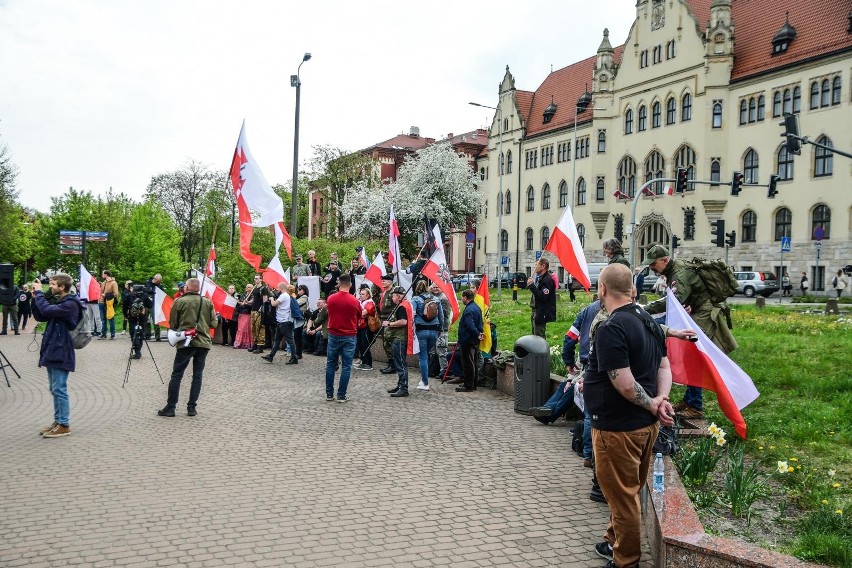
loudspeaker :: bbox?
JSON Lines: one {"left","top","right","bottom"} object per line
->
{"left": 0, "top": 264, "right": 14, "bottom": 304}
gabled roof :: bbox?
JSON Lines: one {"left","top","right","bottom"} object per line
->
{"left": 364, "top": 133, "right": 435, "bottom": 154}
{"left": 514, "top": 90, "right": 535, "bottom": 128}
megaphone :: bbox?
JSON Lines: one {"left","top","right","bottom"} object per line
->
{"left": 167, "top": 328, "right": 197, "bottom": 347}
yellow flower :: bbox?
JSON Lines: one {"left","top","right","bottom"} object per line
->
{"left": 777, "top": 461, "right": 789, "bottom": 474}
{"left": 835, "top": 510, "right": 843, "bottom": 516}
{"left": 790, "top": 457, "right": 798, "bottom": 462}
{"left": 788, "top": 466, "right": 795, "bottom": 472}
{"left": 770, "top": 445, "right": 776, "bottom": 450}
{"left": 758, "top": 446, "right": 764, "bottom": 450}
{"left": 822, "top": 499, "right": 829, "bottom": 505}
{"left": 833, "top": 482, "right": 841, "bottom": 488}
{"left": 716, "top": 436, "right": 726, "bottom": 446}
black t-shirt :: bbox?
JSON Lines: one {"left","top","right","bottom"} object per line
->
{"left": 250, "top": 286, "right": 266, "bottom": 311}
{"left": 584, "top": 303, "right": 666, "bottom": 432}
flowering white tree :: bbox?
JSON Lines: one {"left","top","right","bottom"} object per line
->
{"left": 341, "top": 142, "right": 481, "bottom": 245}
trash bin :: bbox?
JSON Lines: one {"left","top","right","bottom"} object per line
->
{"left": 513, "top": 335, "right": 551, "bottom": 415}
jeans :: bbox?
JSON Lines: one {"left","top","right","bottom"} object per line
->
{"left": 267, "top": 321, "right": 295, "bottom": 360}
{"left": 99, "top": 303, "right": 115, "bottom": 337}
{"left": 415, "top": 329, "right": 438, "bottom": 386}
{"left": 356, "top": 328, "right": 373, "bottom": 367}
{"left": 47, "top": 367, "right": 70, "bottom": 426}
{"left": 166, "top": 347, "right": 209, "bottom": 409}
{"left": 537, "top": 380, "right": 575, "bottom": 424}
{"left": 583, "top": 408, "right": 592, "bottom": 459}
{"left": 391, "top": 339, "right": 409, "bottom": 392}
{"left": 325, "top": 334, "right": 356, "bottom": 399}
{"left": 294, "top": 324, "right": 304, "bottom": 357}
{"left": 684, "top": 386, "right": 703, "bottom": 411}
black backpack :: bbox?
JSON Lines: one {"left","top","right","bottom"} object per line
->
{"left": 130, "top": 297, "right": 147, "bottom": 318}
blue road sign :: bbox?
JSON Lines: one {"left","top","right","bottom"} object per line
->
{"left": 535, "top": 250, "right": 542, "bottom": 260}
{"left": 60, "top": 230, "right": 83, "bottom": 236}
{"left": 813, "top": 227, "right": 825, "bottom": 241}
{"left": 465, "top": 231, "right": 475, "bottom": 243}
{"left": 780, "top": 236, "right": 791, "bottom": 252}
{"left": 501, "top": 256, "right": 509, "bottom": 266}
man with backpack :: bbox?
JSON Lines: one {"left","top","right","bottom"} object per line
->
{"left": 31, "top": 273, "right": 85, "bottom": 438}
{"left": 642, "top": 245, "right": 738, "bottom": 419}
{"left": 411, "top": 280, "right": 444, "bottom": 392}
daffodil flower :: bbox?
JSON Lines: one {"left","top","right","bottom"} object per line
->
{"left": 822, "top": 499, "right": 829, "bottom": 505}
{"left": 833, "top": 482, "right": 841, "bottom": 488}
{"left": 788, "top": 466, "right": 795, "bottom": 473}
{"left": 778, "top": 461, "right": 789, "bottom": 474}
{"left": 790, "top": 457, "right": 798, "bottom": 462}
{"left": 835, "top": 510, "right": 843, "bottom": 516}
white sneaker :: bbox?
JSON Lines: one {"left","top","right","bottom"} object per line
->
{"left": 416, "top": 381, "right": 430, "bottom": 391}
{"left": 120, "top": 331, "right": 126, "bottom": 335}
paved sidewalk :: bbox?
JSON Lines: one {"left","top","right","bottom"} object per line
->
{"left": 0, "top": 333, "right": 653, "bottom": 567}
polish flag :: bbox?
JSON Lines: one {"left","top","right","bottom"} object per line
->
{"left": 79, "top": 264, "right": 100, "bottom": 302}
{"left": 263, "top": 262, "right": 290, "bottom": 289}
{"left": 153, "top": 287, "right": 174, "bottom": 327}
{"left": 420, "top": 223, "right": 460, "bottom": 323}
{"left": 663, "top": 185, "right": 675, "bottom": 196}
{"left": 358, "top": 247, "right": 371, "bottom": 269}
{"left": 664, "top": 289, "right": 759, "bottom": 439}
{"left": 205, "top": 244, "right": 217, "bottom": 277}
{"left": 364, "top": 252, "right": 387, "bottom": 287}
{"left": 387, "top": 206, "right": 401, "bottom": 274}
{"left": 543, "top": 206, "right": 591, "bottom": 290}
{"left": 199, "top": 277, "right": 237, "bottom": 320}
{"left": 400, "top": 299, "right": 418, "bottom": 355}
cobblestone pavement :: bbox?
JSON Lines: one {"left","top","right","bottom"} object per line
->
{"left": 0, "top": 333, "right": 653, "bottom": 567}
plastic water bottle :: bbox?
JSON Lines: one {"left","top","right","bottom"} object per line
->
{"left": 653, "top": 453, "right": 665, "bottom": 493}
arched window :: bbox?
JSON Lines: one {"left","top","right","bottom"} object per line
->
{"left": 644, "top": 151, "right": 665, "bottom": 194}
{"left": 773, "top": 91, "right": 782, "bottom": 117}
{"left": 821, "top": 79, "right": 831, "bottom": 107}
{"left": 624, "top": 108, "right": 634, "bottom": 134}
{"left": 596, "top": 177, "right": 605, "bottom": 201}
{"left": 666, "top": 97, "right": 676, "bottom": 124}
{"left": 675, "top": 145, "right": 696, "bottom": 190}
{"left": 500, "top": 229, "right": 509, "bottom": 252}
{"left": 710, "top": 159, "right": 721, "bottom": 186}
{"left": 712, "top": 102, "right": 723, "bottom": 128}
{"left": 505, "top": 190, "right": 511, "bottom": 214}
{"left": 540, "top": 227, "right": 550, "bottom": 250}
{"left": 618, "top": 156, "right": 637, "bottom": 198}
{"left": 811, "top": 204, "right": 831, "bottom": 239}
{"left": 681, "top": 92, "right": 692, "bottom": 121}
{"left": 576, "top": 178, "right": 587, "bottom": 206}
{"left": 499, "top": 153, "right": 505, "bottom": 176}
{"left": 748, "top": 97, "right": 756, "bottom": 122}
{"left": 792, "top": 86, "right": 801, "bottom": 113}
{"left": 506, "top": 150, "right": 513, "bottom": 174}
{"left": 597, "top": 130, "right": 606, "bottom": 153}
{"left": 638, "top": 222, "right": 671, "bottom": 261}
{"left": 542, "top": 183, "right": 551, "bottom": 210}
{"left": 757, "top": 95, "right": 765, "bottom": 121}
{"left": 815, "top": 136, "right": 833, "bottom": 176}
{"left": 638, "top": 105, "right": 647, "bottom": 131}
{"left": 832, "top": 76, "right": 842, "bottom": 105}
{"left": 774, "top": 208, "right": 792, "bottom": 241}
{"left": 739, "top": 100, "right": 748, "bottom": 124}
{"left": 777, "top": 146, "right": 794, "bottom": 180}
{"left": 558, "top": 181, "right": 568, "bottom": 208}
{"left": 744, "top": 148, "right": 759, "bottom": 184}
{"left": 783, "top": 89, "right": 792, "bottom": 114}
{"left": 526, "top": 186, "right": 535, "bottom": 211}
{"left": 742, "top": 211, "right": 757, "bottom": 242}
{"left": 577, "top": 224, "right": 586, "bottom": 247}
{"left": 810, "top": 81, "right": 820, "bottom": 109}
{"left": 497, "top": 191, "right": 503, "bottom": 215}
{"left": 652, "top": 101, "right": 661, "bottom": 128}
{"left": 525, "top": 227, "right": 534, "bottom": 251}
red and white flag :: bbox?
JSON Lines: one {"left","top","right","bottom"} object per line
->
{"left": 544, "top": 206, "right": 591, "bottom": 290}
{"left": 364, "top": 252, "right": 387, "bottom": 288}
{"left": 358, "top": 247, "right": 371, "bottom": 269}
{"left": 263, "top": 262, "right": 290, "bottom": 289}
{"left": 420, "top": 224, "right": 460, "bottom": 323}
{"left": 400, "top": 299, "right": 418, "bottom": 355}
{"left": 664, "top": 289, "right": 759, "bottom": 439}
{"left": 153, "top": 287, "right": 174, "bottom": 327}
{"left": 199, "top": 277, "right": 238, "bottom": 320}
{"left": 205, "top": 244, "right": 217, "bottom": 277}
{"left": 79, "top": 264, "right": 100, "bottom": 302}
{"left": 387, "top": 206, "right": 401, "bottom": 274}
{"left": 663, "top": 185, "right": 675, "bottom": 196}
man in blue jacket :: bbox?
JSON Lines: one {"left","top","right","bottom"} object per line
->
{"left": 31, "top": 273, "right": 84, "bottom": 438}
{"left": 456, "top": 289, "right": 483, "bottom": 393}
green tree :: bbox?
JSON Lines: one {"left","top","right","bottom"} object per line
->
{"left": 115, "top": 200, "right": 185, "bottom": 285}
{"left": 0, "top": 134, "right": 35, "bottom": 277}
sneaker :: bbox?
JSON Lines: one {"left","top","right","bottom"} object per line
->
{"left": 98, "top": 335, "right": 107, "bottom": 340}
{"left": 157, "top": 406, "right": 176, "bottom": 417}
{"left": 337, "top": 396, "right": 348, "bottom": 403}
{"left": 42, "top": 424, "right": 71, "bottom": 438}
{"left": 121, "top": 331, "right": 126, "bottom": 335}
{"left": 39, "top": 421, "right": 58, "bottom": 435}
{"left": 594, "top": 542, "right": 613, "bottom": 561}
{"left": 389, "top": 390, "right": 409, "bottom": 398}
{"left": 261, "top": 355, "right": 273, "bottom": 363}
{"left": 387, "top": 386, "right": 400, "bottom": 394}
{"left": 187, "top": 407, "right": 197, "bottom": 417}
{"left": 325, "top": 394, "right": 335, "bottom": 402}
{"left": 679, "top": 405, "right": 705, "bottom": 419}
{"left": 416, "top": 381, "right": 430, "bottom": 391}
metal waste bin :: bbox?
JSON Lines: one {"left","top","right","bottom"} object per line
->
{"left": 513, "top": 335, "right": 551, "bottom": 414}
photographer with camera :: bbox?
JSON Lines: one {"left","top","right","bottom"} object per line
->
{"left": 144, "top": 274, "right": 164, "bottom": 341}
{"left": 128, "top": 284, "right": 153, "bottom": 359}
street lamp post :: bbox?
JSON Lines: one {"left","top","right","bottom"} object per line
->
{"left": 469, "top": 101, "right": 503, "bottom": 295}
{"left": 290, "top": 52, "right": 312, "bottom": 237}
{"left": 570, "top": 104, "right": 606, "bottom": 212}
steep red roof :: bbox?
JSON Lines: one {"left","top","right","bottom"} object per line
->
{"left": 514, "top": 90, "right": 535, "bottom": 128}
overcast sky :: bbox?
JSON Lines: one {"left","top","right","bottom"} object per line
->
{"left": 0, "top": 0, "right": 634, "bottom": 213}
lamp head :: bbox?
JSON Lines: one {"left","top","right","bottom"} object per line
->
{"left": 303, "top": 52, "right": 312, "bottom": 62}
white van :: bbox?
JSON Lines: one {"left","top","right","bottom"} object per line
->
{"left": 587, "top": 263, "right": 609, "bottom": 289}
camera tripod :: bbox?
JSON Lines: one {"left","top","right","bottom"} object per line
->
{"left": 0, "top": 349, "right": 21, "bottom": 387}
{"left": 122, "top": 323, "right": 165, "bottom": 388}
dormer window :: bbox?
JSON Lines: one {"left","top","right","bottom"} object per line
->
{"left": 772, "top": 13, "right": 797, "bottom": 55}
{"left": 577, "top": 90, "right": 592, "bottom": 112}
{"left": 543, "top": 96, "right": 557, "bottom": 124}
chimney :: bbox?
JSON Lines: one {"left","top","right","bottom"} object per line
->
{"left": 410, "top": 126, "right": 420, "bottom": 137}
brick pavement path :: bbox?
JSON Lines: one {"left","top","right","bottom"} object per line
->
{"left": 0, "top": 333, "right": 653, "bottom": 567}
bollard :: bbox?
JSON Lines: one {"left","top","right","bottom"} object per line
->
{"left": 755, "top": 297, "right": 766, "bottom": 308}
{"left": 825, "top": 299, "right": 839, "bottom": 315}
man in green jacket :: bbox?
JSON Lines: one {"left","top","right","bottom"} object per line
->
{"left": 642, "top": 245, "right": 737, "bottom": 419}
{"left": 158, "top": 278, "right": 217, "bottom": 418}
{"left": 603, "top": 238, "right": 631, "bottom": 268}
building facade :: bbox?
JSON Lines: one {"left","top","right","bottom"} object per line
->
{"left": 474, "top": 0, "right": 851, "bottom": 291}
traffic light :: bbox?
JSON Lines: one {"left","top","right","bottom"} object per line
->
{"left": 768, "top": 174, "right": 779, "bottom": 199}
{"left": 711, "top": 219, "right": 725, "bottom": 248}
{"left": 675, "top": 167, "right": 688, "bottom": 194}
{"left": 781, "top": 113, "right": 801, "bottom": 155}
{"left": 671, "top": 235, "right": 680, "bottom": 251}
{"left": 725, "top": 230, "right": 736, "bottom": 248}
{"left": 731, "top": 171, "right": 744, "bottom": 196}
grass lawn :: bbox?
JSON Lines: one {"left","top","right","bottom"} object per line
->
{"left": 473, "top": 290, "right": 851, "bottom": 566}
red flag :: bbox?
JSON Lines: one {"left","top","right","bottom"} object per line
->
{"left": 153, "top": 287, "right": 174, "bottom": 327}
{"left": 200, "top": 277, "right": 238, "bottom": 320}
{"left": 364, "top": 252, "right": 387, "bottom": 287}
{"left": 419, "top": 224, "right": 460, "bottom": 323}
{"left": 664, "top": 289, "right": 759, "bottom": 439}
{"left": 205, "top": 244, "right": 217, "bottom": 277}
{"left": 263, "top": 266, "right": 290, "bottom": 289}
{"left": 79, "top": 264, "right": 100, "bottom": 302}
{"left": 544, "top": 206, "right": 591, "bottom": 290}
{"left": 401, "top": 299, "right": 417, "bottom": 355}
{"left": 388, "top": 206, "right": 401, "bottom": 273}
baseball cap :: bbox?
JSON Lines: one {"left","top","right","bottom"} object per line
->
{"left": 381, "top": 274, "right": 394, "bottom": 281}
{"left": 391, "top": 286, "right": 406, "bottom": 295}
{"left": 642, "top": 245, "right": 669, "bottom": 267}
{"left": 177, "top": 282, "right": 185, "bottom": 288}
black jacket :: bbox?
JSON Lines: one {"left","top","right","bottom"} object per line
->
{"left": 529, "top": 271, "right": 557, "bottom": 324}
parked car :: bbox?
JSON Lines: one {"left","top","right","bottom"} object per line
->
{"left": 451, "top": 273, "right": 484, "bottom": 290}
{"left": 491, "top": 271, "right": 528, "bottom": 289}
{"left": 735, "top": 271, "right": 779, "bottom": 297}
{"left": 587, "top": 263, "right": 609, "bottom": 289}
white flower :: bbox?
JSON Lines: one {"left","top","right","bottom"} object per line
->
{"left": 777, "top": 461, "right": 789, "bottom": 474}
{"left": 828, "top": 469, "right": 836, "bottom": 477}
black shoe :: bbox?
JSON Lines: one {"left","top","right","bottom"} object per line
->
{"left": 254, "top": 349, "right": 265, "bottom": 354}
{"left": 594, "top": 542, "right": 613, "bottom": 561}
{"left": 530, "top": 406, "right": 553, "bottom": 418}
{"left": 285, "top": 358, "right": 298, "bottom": 365}
{"left": 261, "top": 355, "right": 273, "bottom": 363}
{"left": 14, "top": 331, "right": 20, "bottom": 335}
{"left": 154, "top": 337, "right": 162, "bottom": 342}
{"left": 0, "top": 331, "right": 7, "bottom": 335}
{"left": 187, "top": 407, "right": 197, "bottom": 417}
{"left": 157, "top": 406, "right": 175, "bottom": 417}
{"left": 534, "top": 417, "right": 549, "bottom": 425}
{"left": 387, "top": 386, "right": 400, "bottom": 394}
{"left": 132, "top": 353, "right": 142, "bottom": 360}
{"left": 390, "top": 390, "right": 408, "bottom": 398}
{"left": 589, "top": 487, "right": 608, "bottom": 504}
{"left": 98, "top": 335, "right": 107, "bottom": 340}
{"left": 380, "top": 366, "right": 396, "bottom": 374}
{"left": 455, "top": 386, "right": 474, "bottom": 392}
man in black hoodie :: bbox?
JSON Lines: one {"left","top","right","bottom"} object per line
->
{"left": 527, "top": 258, "right": 557, "bottom": 338}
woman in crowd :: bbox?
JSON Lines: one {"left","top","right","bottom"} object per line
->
{"left": 233, "top": 283, "right": 254, "bottom": 349}
{"left": 221, "top": 284, "right": 240, "bottom": 346}
{"left": 355, "top": 286, "right": 376, "bottom": 371}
